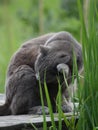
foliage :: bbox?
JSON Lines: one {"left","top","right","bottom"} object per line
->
{"left": 77, "top": 0, "right": 98, "bottom": 129}
{"left": 61, "top": 0, "right": 79, "bottom": 18}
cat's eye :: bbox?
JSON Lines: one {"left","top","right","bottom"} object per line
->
{"left": 59, "top": 54, "right": 67, "bottom": 58}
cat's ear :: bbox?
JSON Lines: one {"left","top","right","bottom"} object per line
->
{"left": 40, "top": 45, "right": 51, "bottom": 55}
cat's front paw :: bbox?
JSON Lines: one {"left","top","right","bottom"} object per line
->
{"left": 29, "top": 106, "right": 49, "bottom": 115}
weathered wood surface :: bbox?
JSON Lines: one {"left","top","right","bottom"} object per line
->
{"left": 0, "top": 94, "right": 78, "bottom": 130}
{"left": 0, "top": 94, "right": 5, "bottom": 105}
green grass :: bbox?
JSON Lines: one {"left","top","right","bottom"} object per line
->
{"left": 39, "top": 78, "right": 47, "bottom": 130}
{"left": 77, "top": 0, "right": 98, "bottom": 129}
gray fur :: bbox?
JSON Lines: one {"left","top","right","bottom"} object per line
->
{"left": 0, "top": 31, "right": 83, "bottom": 115}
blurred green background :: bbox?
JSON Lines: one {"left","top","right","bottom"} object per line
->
{"left": 0, "top": 0, "right": 81, "bottom": 93}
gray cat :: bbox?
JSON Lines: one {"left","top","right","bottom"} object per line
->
{"left": 0, "top": 31, "right": 83, "bottom": 115}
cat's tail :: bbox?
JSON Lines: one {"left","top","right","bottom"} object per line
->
{"left": 0, "top": 103, "right": 11, "bottom": 116}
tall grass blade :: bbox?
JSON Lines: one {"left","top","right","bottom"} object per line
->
{"left": 38, "top": 77, "right": 47, "bottom": 130}
{"left": 44, "top": 81, "right": 56, "bottom": 130}
{"left": 56, "top": 78, "right": 62, "bottom": 130}
{"left": 31, "top": 123, "right": 38, "bottom": 130}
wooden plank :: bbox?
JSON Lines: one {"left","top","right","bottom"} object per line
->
{"left": 0, "top": 113, "right": 78, "bottom": 130}
{"left": 0, "top": 94, "right": 5, "bottom": 105}
{"left": 0, "top": 94, "right": 78, "bottom": 130}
